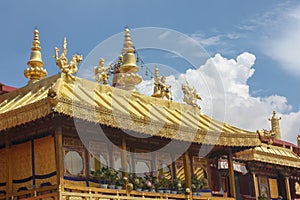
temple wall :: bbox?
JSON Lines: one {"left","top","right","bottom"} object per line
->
{"left": 11, "top": 141, "right": 32, "bottom": 192}
{"left": 34, "top": 136, "right": 57, "bottom": 187}
{"left": 0, "top": 134, "right": 57, "bottom": 193}
{"left": 0, "top": 148, "right": 6, "bottom": 193}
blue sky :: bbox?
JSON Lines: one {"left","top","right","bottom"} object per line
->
{"left": 1, "top": 0, "right": 300, "bottom": 142}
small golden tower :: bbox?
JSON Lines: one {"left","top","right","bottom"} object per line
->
{"left": 24, "top": 29, "right": 47, "bottom": 84}
{"left": 112, "top": 28, "right": 142, "bottom": 91}
{"left": 270, "top": 111, "right": 282, "bottom": 140}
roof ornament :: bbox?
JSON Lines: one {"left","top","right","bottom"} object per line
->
{"left": 24, "top": 29, "right": 47, "bottom": 84}
{"left": 112, "top": 27, "right": 142, "bottom": 91}
{"left": 54, "top": 37, "right": 83, "bottom": 81}
{"left": 181, "top": 77, "right": 202, "bottom": 108}
{"left": 257, "top": 111, "right": 282, "bottom": 139}
{"left": 94, "top": 58, "right": 112, "bottom": 85}
{"left": 269, "top": 111, "right": 282, "bottom": 140}
{"left": 151, "top": 67, "right": 172, "bottom": 100}
{"left": 257, "top": 129, "right": 275, "bottom": 138}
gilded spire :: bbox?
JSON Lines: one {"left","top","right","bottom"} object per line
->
{"left": 120, "top": 27, "right": 139, "bottom": 73}
{"left": 24, "top": 29, "right": 47, "bottom": 84}
{"left": 269, "top": 111, "right": 282, "bottom": 140}
{"left": 112, "top": 27, "right": 142, "bottom": 91}
{"left": 122, "top": 27, "right": 134, "bottom": 54}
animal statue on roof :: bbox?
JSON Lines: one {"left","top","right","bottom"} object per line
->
{"left": 257, "top": 129, "right": 275, "bottom": 138}
{"left": 181, "top": 78, "right": 202, "bottom": 108}
{"left": 54, "top": 37, "right": 83, "bottom": 81}
{"left": 94, "top": 58, "right": 112, "bottom": 85}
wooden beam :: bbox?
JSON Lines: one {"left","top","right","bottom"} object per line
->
{"left": 228, "top": 149, "right": 236, "bottom": 198}
{"left": 206, "top": 158, "right": 212, "bottom": 189}
{"left": 108, "top": 143, "right": 114, "bottom": 169}
{"left": 285, "top": 177, "right": 291, "bottom": 200}
{"left": 55, "top": 126, "right": 64, "bottom": 186}
{"left": 5, "top": 136, "right": 12, "bottom": 200}
{"left": 171, "top": 154, "right": 177, "bottom": 180}
{"left": 252, "top": 173, "right": 259, "bottom": 200}
{"left": 121, "top": 136, "right": 128, "bottom": 178}
{"left": 183, "top": 151, "right": 192, "bottom": 190}
{"left": 151, "top": 152, "right": 157, "bottom": 172}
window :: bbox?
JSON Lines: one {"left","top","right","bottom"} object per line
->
{"left": 90, "top": 153, "right": 108, "bottom": 174}
{"left": 64, "top": 150, "right": 84, "bottom": 176}
{"left": 63, "top": 137, "right": 85, "bottom": 177}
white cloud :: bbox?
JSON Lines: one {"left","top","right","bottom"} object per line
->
{"left": 137, "top": 52, "right": 300, "bottom": 144}
{"left": 190, "top": 32, "right": 242, "bottom": 48}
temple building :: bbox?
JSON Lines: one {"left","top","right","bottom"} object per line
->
{"left": 0, "top": 83, "right": 16, "bottom": 95}
{"left": 0, "top": 28, "right": 300, "bottom": 200}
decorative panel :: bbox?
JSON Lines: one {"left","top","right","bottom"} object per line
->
{"left": 34, "top": 136, "right": 57, "bottom": 186}
{"left": 11, "top": 142, "right": 32, "bottom": 180}
{"left": 269, "top": 178, "right": 278, "bottom": 199}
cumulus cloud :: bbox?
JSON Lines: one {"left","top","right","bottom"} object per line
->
{"left": 137, "top": 52, "right": 300, "bottom": 144}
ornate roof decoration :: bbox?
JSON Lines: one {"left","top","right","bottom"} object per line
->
{"left": 94, "top": 58, "right": 112, "bottom": 85}
{"left": 54, "top": 37, "right": 83, "bottom": 81}
{"left": 257, "top": 111, "right": 282, "bottom": 140}
{"left": 112, "top": 28, "right": 142, "bottom": 91}
{"left": 269, "top": 111, "right": 282, "bottom": 140}
{"left": 0, "top": 73, "right": 260, "bottom": 147}
{"left": 24, "top": 29, "right": 47, "bottom": 84}
{"left": 236, "top": 143, "right": 300, "bottom": 168}
{"left": 257, "top": 129, "right": 276, "bottom": 138}
{"left": 182, "top": 77, "right": 201, "bottom": 109}
{"left": 152, "top": 67, "right": 171, "bottom": 100}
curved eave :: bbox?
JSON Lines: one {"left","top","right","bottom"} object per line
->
{"left": 0, "top": 99, "right": 51, "bottom": 131}
{"left": 236, "top": 144, "right": 300, "bottom": 169}
{"left": 54, "top": 96, "right": 260, "bottom": 147}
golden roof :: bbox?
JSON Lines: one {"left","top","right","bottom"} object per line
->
{"left": 236, "top": 143, "right": 300, "bottom": 168}
{"left": 0, "top": 73, "right": 260, "bottom": 147}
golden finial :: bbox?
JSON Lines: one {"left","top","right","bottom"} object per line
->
{"left": 120, "top": 27, "right": 139, "bottom": 73}
{"left": 154, "top": 67, "right": 159, "bottom": 79}
{"left": 269, "top": 111, "right": 282, "bottom": 140}
{"left": 112, "top": 27, "right": 142, "bottom": 91}
{"left": 122, "top": 27, "right": 134, "bottom": 54}
{"left": 24, "top": 28, "right": 47, "bottom": 84}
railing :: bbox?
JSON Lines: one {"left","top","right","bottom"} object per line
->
{"left": 61, "top": 184, "right": 235, "bottom": 200}
{"left": 1, "top": 183, "right": 235, "bottom": 200}
{"left": 0, "top": 185, "right": 58, "bottom": 200}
